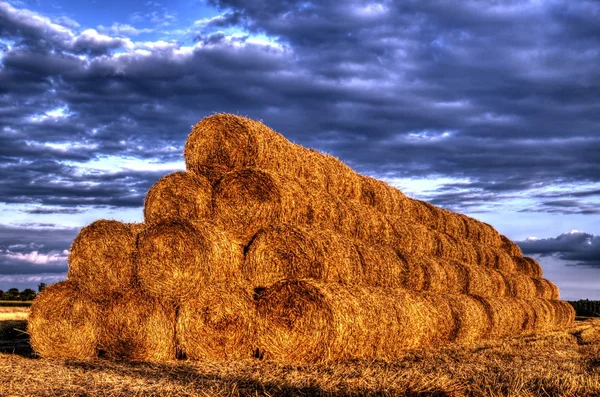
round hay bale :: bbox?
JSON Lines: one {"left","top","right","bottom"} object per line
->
{"left": 320, "top": 153, "right": 364, "bottom": 200}
{"left": 99, "top": 290, "right": 176, "bottom": 362}
{"left": 184, "top": 113, "right": 291, "bottom": 183}
{"left": 443, "top": 294, "right": 493, "bottom": 342}
{"left": 176, "top": 283, "right": 256, "bottom": 361}
{"left": 438, "top": 211, "right": 468, "bottom": 239}
{"left": 135, "top": 219, "right": 244, "bottom": 302}
{"left": 144, "top": 171, "right": 213, "bottom": 224}
{"left": 359, "top": 175, "right": 411, "bottom": 215}
{"left": 461, "top": 263, "right": 507, "bottom": 297}
{"left": 500, "top": 235, "right": 523, "bottom": 256}
{"left": 67, "top": 220, "right": 140, "bottom": 301}
{"left": 28, "top": 281, "right": 100, "bottom": 359}
{"left": 389, "top": 219, "right": 437, "bottom": 256}
{"left": 255, "top": 280, "right": 442, "bottom": 363}
{"left": 504, "top": 275, "right": 538, "bottom": 298}
{"left": 482, "top": 297, "right": 573, "bottom": 338}
{"left": 408, "top": 199, "right": 438, "bottom": 225}
{"left": 514, "top": 256, "right": 544, "bottom": 278}
{"left": 212, "top": 168, "right": 312, "bottom": 244}
{"left": 243, "top": 225, "right": 362, "bottom": 287}
{"left": 410, "top": 254, "right": 449, "bottom": 293}
{"left": 471, "top": 244, "right": 517, "bottom": 273}
{"left": 354, "top": 239, "right": 410, "bottom": 288}
{"left": 309, "top": 194, "right": 396, "bottom": 245}
{"left": 532, "top": 278, "right": 560, "bottom": 300}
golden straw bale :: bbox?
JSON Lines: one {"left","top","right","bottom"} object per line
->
{"left": 407, "top": 199, "right": 439, "bottom": 225}
{"left": 67, "top": 219, "right": 140, "bottom": 301}
{"left": 443, "top": 294, "right": 493, "bottom": 342}
{"left": 500, "top": 235, "right": 523, "bottom": 256}
{"left": 354, "top": 240, "right": 412, "bottom": 288}
{"left": 483, "top": 297, "right": 574, "bottom": 338}
{"left": 212, "top": 168, "right": 312, "bottom": 243}
{"left": 359, "top": 175, "right": 411, "bottom": 215}
{"left": 184, "top": 113, "right": 292, "bottom": 183}
{"left": 144, "top": 171, "right": 212, "bottom": 224}
{"left": 320, "top": 153, "right": 364, "bottom": 200}
{"left": 28, "top": 281, "right": 100, "bottom": 359}
{"left": 255, "top": 280, "right": 444, "bottom": 364}
{"left": 135, "top": 219, "right": 243, "bottom": 302}
{"left": 176, "top": 283, "right": 256, "bottom": 361}
{"left": 242, "top": 225, "right": 363, "bottom": 287}
{"left": 471, "top": 244, "right": 517, "bottom": 273}
{"left": 409, "top": 254, "right": 449, "bottom": 293}
{"left": 435, "top": 211, "right": 468, "bottom": 237}
{"left": 514, "top": 256, "right": 544, "bottom": 278}
{"left": 532, "top": 278, "right": 560, "bottom": 300}
{"left": 296, "top": 148, "right": 330, "bottom": 190}
{"left": 504, "top": 275, "right": 538, "bottom": 298}
{"left": 309, "top": 193, "right": 396, "bottom": 245}
{"left": 502, "top": 275, "right": 560, "bottom": 299}
{"left": 388, "top": 218, "right": 438, "bottom": 256}
{"left": 99, "top": 290, "right": 176, "bottom": 362}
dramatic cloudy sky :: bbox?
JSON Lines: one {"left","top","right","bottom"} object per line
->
{"left": 0, "top": 0, "right": 598, "bottom": 299}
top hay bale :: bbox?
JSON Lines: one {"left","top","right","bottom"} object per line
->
{"left": 184, "top": 113, "right": 361, "bottom": 199}
{"left": 184, "top": 113, "right": 299, "bottom": 184}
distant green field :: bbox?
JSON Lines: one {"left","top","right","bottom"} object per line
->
{"left": 0, "top": 301, "right": 32, "bottom": 307}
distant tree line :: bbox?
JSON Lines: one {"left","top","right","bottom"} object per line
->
{"left": 0, "top": 283, "right": 46, "bottom": 301}
{"left": 567, "top": 299, "right": 600, "bottom": 317}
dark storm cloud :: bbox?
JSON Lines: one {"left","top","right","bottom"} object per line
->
{"left": 0, "top": 0, "right": 599, "bottom": 213}
{"left": 518, "top": 231, "right": 600, "bottom": 268}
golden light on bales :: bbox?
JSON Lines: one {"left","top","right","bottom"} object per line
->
{"left": 67, "top": 220, "right": 141, "bottom": 302}
{"left": 28, "top": 113, "right": 574, "bottom": 363}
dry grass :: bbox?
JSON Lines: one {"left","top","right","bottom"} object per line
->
{"left": 67, "top": 219, "right": 141, "bottom": 301}
{"left": 1, "top": 319, "right": 598, "bottom": 396}
{"left": 0, "top": 306, "right": 29, "bottom": 321}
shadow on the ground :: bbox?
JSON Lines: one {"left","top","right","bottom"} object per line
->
{"left": 63, "top": 359, "right": 452, "bottom": 397}
{"left": 0, "top": 320, "right": 34, "bottom": 358}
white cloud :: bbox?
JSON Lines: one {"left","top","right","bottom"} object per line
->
{"left": 3, "top": 250, "right": 68, "bottom": 265}
{"left": 97, "top": 23, "right": 153, "bottom": 37}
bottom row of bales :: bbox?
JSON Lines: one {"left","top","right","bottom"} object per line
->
{"left": 29, "top": 280, "right": 575, "bottom": 364}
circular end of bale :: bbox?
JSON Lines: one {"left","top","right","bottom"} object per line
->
{"left": 177, "top": 284, "right": 256, "bottom": 361}
{"left": 67, "top": 220, "right": 140, "bottom": 301}
{"left": 184, "top": 113, "right": 262, "bottom": 182}
{"left": 28, "top": 281, "right": 101, "bottom": 359}
{"left": 144, "top": 171, "right": 212, "bottom": 224}
{"left": 135, "top": 220, "right": 243, "bottom": 302}
{"left": 255, "top": 280, "right": 334, "bottom": 363}
{"left": 243, "top": 225, "right": 324, "bottom": 287}
{"left": 99, "top": 289, "right": 176, "bottom": 362}
{"left": 212, "top": 168, "right": 283, "bottom": 243}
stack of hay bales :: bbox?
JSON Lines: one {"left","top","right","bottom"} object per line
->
{"left": 29, "top": 113, "right": 575, "bottom": 364}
